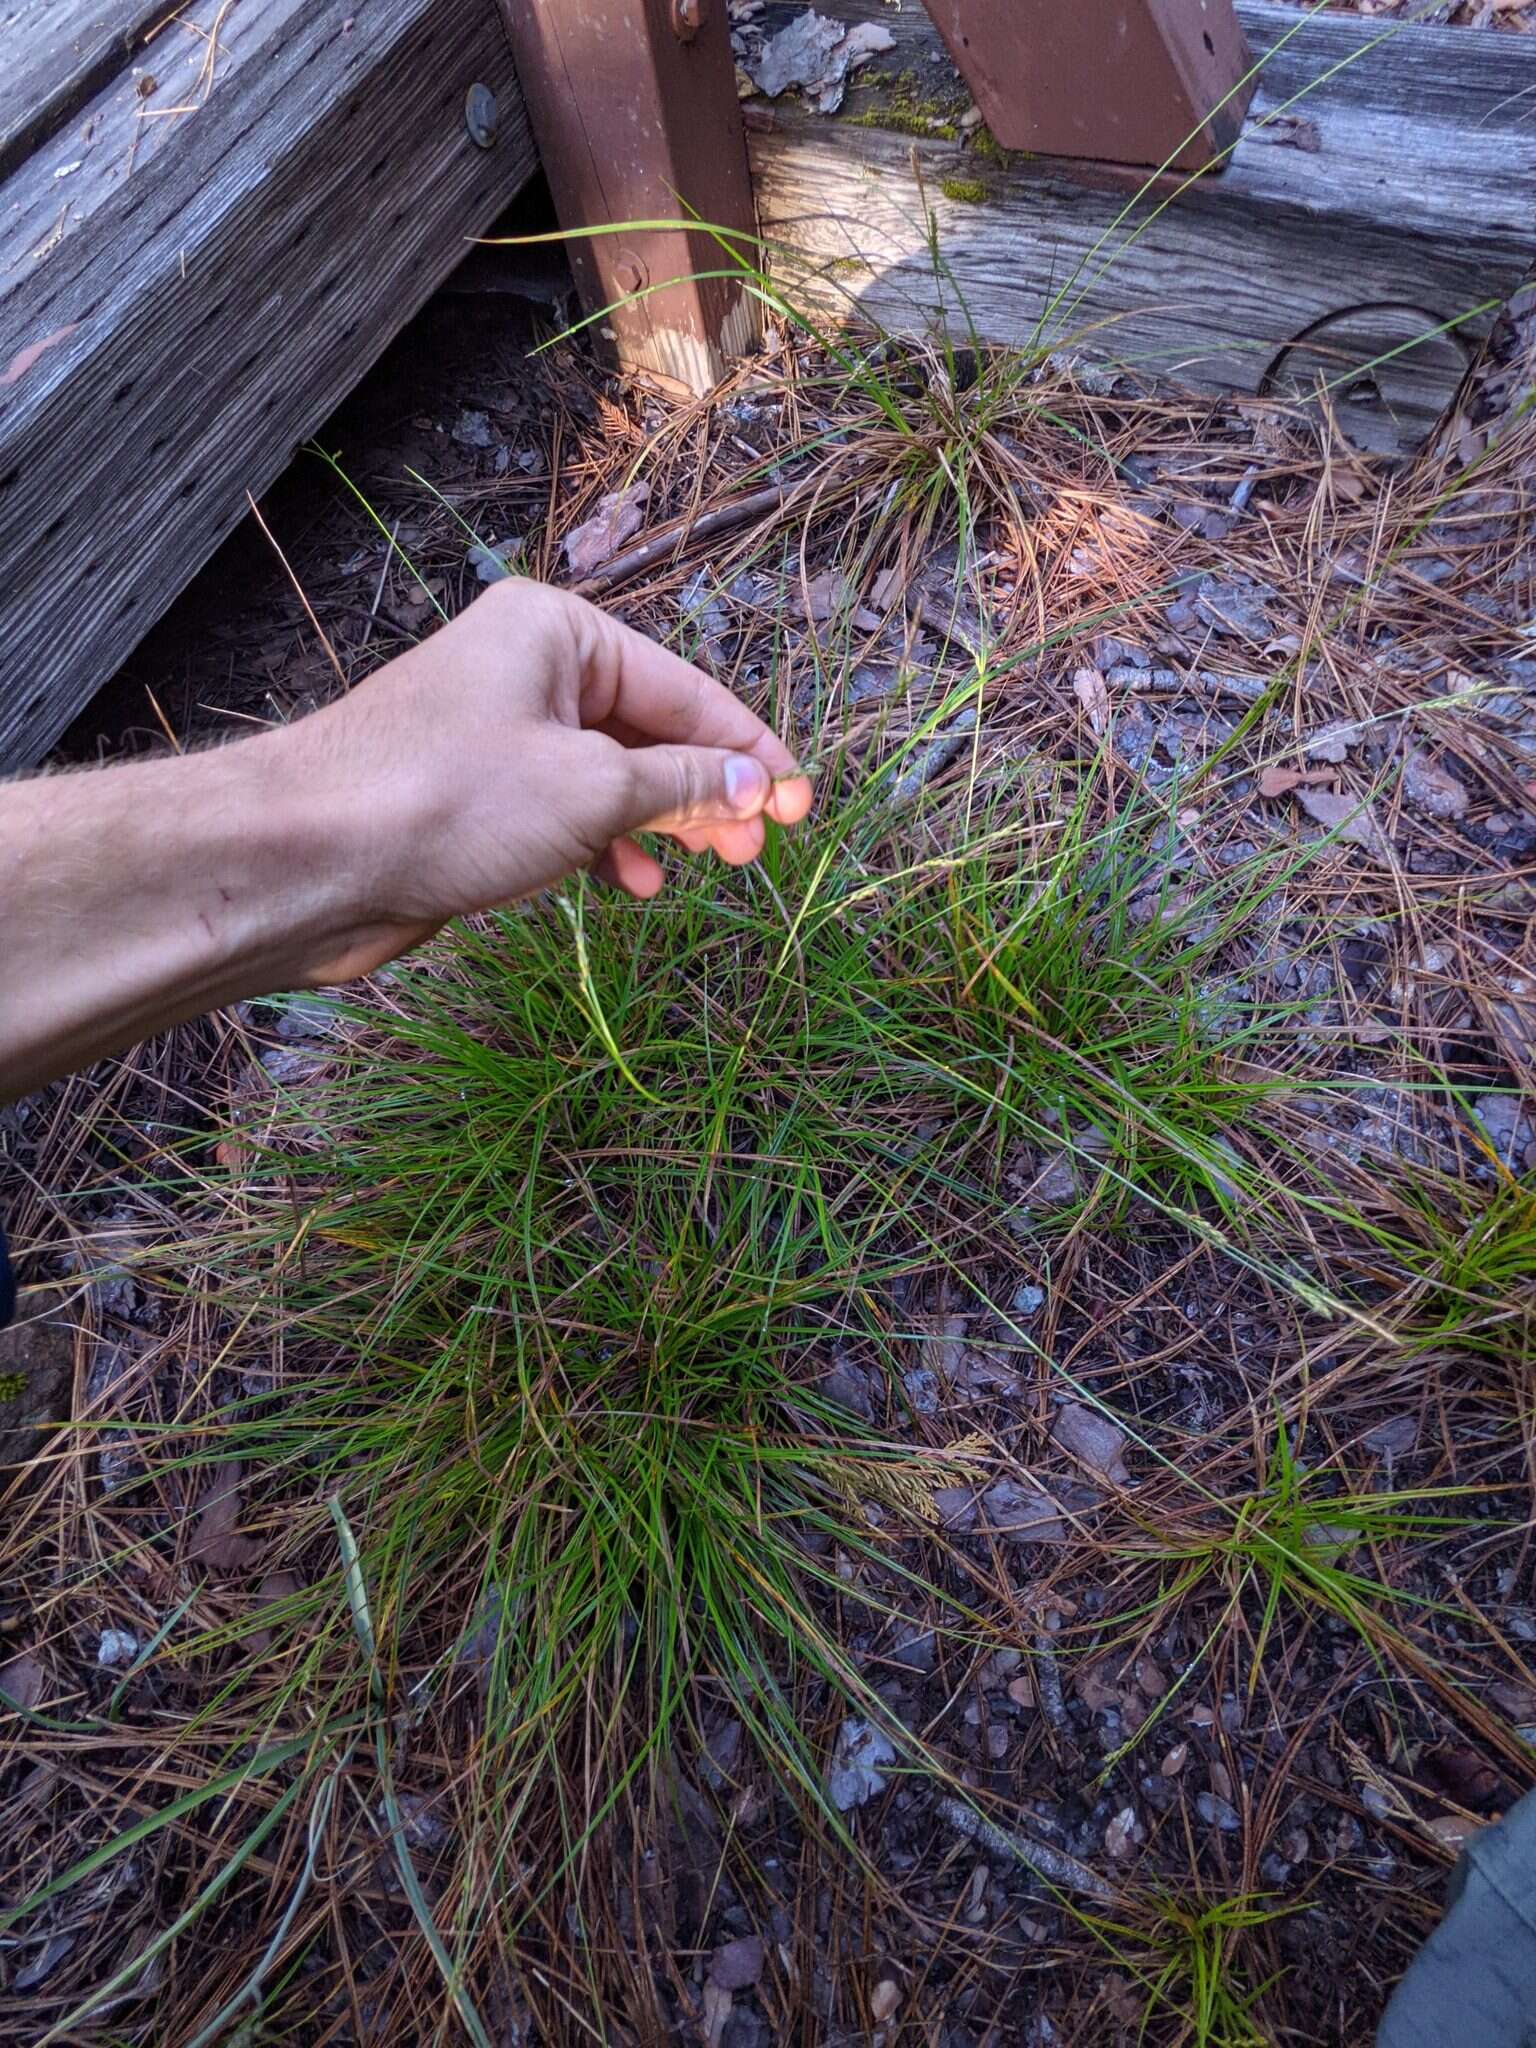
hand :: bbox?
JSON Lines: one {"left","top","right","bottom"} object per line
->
{"left": 0, "top": 580, "right": 812, "bottom": 1101}
{"left": 285, "top": 579, "right": 814, "bottom": 981}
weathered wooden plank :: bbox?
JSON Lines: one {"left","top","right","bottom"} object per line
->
{"left": 745, "top": 1, "right": 1536, "bottom": 452}
{"left": 0, "top": 0, "right": 165, "bottom": 181}
{"left": 919, "top": 0, "right": 1254, "bottom": 171}
{"left": 499, "top": 0, "right": 759, "bottom": 395}
{"left": 0, "top": 0, "right": 536, "bottom": 767}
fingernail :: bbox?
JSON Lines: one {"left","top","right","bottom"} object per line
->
{"left": 723, "top": 753, "right": 768, "bottom": 815}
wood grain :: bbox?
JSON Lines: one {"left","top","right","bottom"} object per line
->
{"left": 499, "top": 0, "right": 759, "bottom": 394}
{"left": 0, "top": 0, "right": 535, "bottom": 767}
{"left": 747, "top": 1, "right": 1535, "bottom": 453}
{"left": 0, "top": 0, "right": 165, "bottom": 180}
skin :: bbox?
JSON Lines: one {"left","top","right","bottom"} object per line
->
{"left": 0, "top": 580, "right": 813, "bottom": 1102}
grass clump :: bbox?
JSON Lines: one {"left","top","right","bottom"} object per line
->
{"left": 1088, "top": 1889, "right": 1295, "bottom": 2047}
{"left": 1124, "top": 1420, "right": 1481, "bottom": 1695}
{"left": 198, "top": 750, "right": 1333, "bottom": 1806}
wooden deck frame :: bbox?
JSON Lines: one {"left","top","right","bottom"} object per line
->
{"left": 921, "top": 0, "right": 1256, "bottom": 172}
{"left": 0, "top": 0, "right": 537, "bottom": 768}
{"left": 743, "top": 0, "right": 1536, "bottom": 456}
{"left": 499, "top": 0, "right": 760, "bottom": 398}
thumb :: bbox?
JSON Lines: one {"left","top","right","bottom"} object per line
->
{"left": 615, "top": 745, "right": 773, "bottom": 834}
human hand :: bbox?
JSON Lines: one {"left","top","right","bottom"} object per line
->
{"left": 284, "top": 579, "right": 814, "bottom": 982}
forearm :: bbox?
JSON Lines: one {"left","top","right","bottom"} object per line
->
{"left": 0, "top": 724, "right": 388, "bottom": 1101}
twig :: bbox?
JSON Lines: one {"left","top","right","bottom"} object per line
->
{"left": 934, "top": 1795, "right": 1111, "bottom": 1903}
{"left": 571, "top": 481, "right": 801, "bottom": 596}
{"left": 890, "top": 707, "right": 978, "bottom": 805}
{"left": 1032, "top": 1632, "right": 1070, "bottom": 1736}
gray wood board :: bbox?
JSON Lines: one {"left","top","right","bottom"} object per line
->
{"left": 0, "top": 0, "right": 535, "bottom": 768}
{"left": 0, "top": 0, "right": 166, "bottom": 181}
{"left": 747, "top": 2, "right": 1536, "bottom": 449}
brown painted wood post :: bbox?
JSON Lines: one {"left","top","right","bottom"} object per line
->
{"left": 919, "top": 0, "right": 1255, "bottom": 172}
{"left": 499, "top": 0, "right": 759, "bottom": 394}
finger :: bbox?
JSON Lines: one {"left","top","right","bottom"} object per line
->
{"left": 594, "top": 835, "right": 666, "bottom": 898}
{"left": 667, "top": 823, "right": 715, "bottom": 855}
{"left": 582, "top": 608, "right": 803, "bottom": 780}
{"left": 617, "top": 744, "right": 775, "bottom": 835}
{"left": 703, "top": 817, "right": 766, "bottom": 866}
{"left": 766, "top": 774, "right": 814, "bottom": 826}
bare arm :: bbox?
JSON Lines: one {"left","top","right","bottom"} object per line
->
{"left": 0, "top": 581, "right": 812, "bottom": 1101}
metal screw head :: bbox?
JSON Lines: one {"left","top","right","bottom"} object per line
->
{"left": 670, "top": 0, "right": 706, "bottom": 39}
{"left": 464, "top": 82, "right": 498, "bottom": 149}
{"left": 612, "top": 250, "right": 648, "bottom": 296}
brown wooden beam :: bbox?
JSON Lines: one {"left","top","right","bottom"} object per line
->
{"left": 919, "top": 0, "right": 1255, "bottom": 172}
{"left": 500, "top": 0, "right": 760, "bottom": 394}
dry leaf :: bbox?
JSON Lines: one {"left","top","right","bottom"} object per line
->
{"left": 1160, "top": 1741, "right": 1189, "bottom": 1777}
{"left": 188, "top": 1459, "right": 262, "bottom": 1570}
{"left": 0, "top": 1651, "right": 46, "bottom": 1710}
{"left": 1104, "top": 1807, "right": 1139, "bottom": 1858}
{"left": 1075, "top": 1659, "right": 1124, "bottom": 1714}
{"left": 1050, "top": 1401, "right": 1130, "bottom": 1487}
{"left": 1072, "top": 666, "right": 1109, "bottom": 735}
{"left": 1295, "top": 787, "right": 1393, "bottom": 861}
{"left": 250, "top": 1570, "right": 302, "bottom": 1655}
{"left": 214, "top": 1135, "right": 251, "bottom": 1174}
{"left": 702, "top": 1980, "right": 732, "bottom": 2048}
{"left": 870, "top": 1979, "right": 901, "bottom": 2023}
{"left": 1007, "top": 1673, "right": 1036, "bottom": 1710}
{"left": 1402, "top": 747, "right": 1470, "bottom": 820}
{"left": 564, "top": 481, "right": 650, "bottom": 578}
{"left": 1258, "top": 764, "right": 1337, "bottom": 798}
{"left": 869, "top": 567, "right": 904, "bottom": 610}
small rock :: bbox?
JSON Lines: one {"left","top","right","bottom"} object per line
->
{"left": 452, "top": 407, "right": 496, "bottom": 449}
{"left": 1197, "top": 1791, "right": 1242, "bottom": 1832}
{"left": 887, "top": 1626, "right": 936, "bottom": 1674}
{"left": 1049, "top": 1402, "right": 1130, "bottom": 1487}
{"left": 709, "top": 1934, "right": 766, "bottom": 1992}
{"left": 1363, "top": 1414, "right": 1417, "bottom": 1460}
{"left": 1009, "top": 1282, "right": 1045, "bottom": 1319}
{"left": 467, "top": 539, "right": 516, "bottom": 584}
{"left": 985, "top": 1725, "right": 1009, "bottom": 1761}
{"left": 901, "top": 1366, "right": 940, "bottom": 1417}
{"left": 96, "top": 1627, "right": 139, "bottom": 1669}
{"left": 1472, "top": 1094, "right": 1536, "bottom": 1171}
{"left": 982, "top": 1479, "right": 1068, "bottom": 1546}
{"left": 932, "top": 1485, "right": 979, "bottom": 1532}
